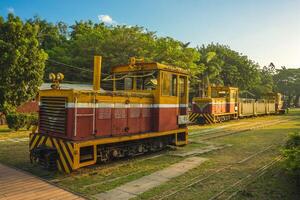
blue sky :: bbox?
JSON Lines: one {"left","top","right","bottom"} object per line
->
{"left": 1, "top": 0, "right": 299, "bottom": 68}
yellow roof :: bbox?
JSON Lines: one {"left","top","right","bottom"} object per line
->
{"left": 211, "top": 85, "right": 238, "bottom": 90}
{"left": 111, "top": 62, "right": 189, "bottom": 75}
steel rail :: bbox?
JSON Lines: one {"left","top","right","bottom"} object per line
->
{"left": 151, "top": 144, "right": 282, "bottom": 200}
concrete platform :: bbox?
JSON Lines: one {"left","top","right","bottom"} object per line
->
{"left": 94, "top": 157, "right": 208, "bottom": 200}
{"left": 0, "top": 164, "right": 85, "bottom": 200}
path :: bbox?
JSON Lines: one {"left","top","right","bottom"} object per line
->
{"left": 0, "top": 164, "right": 85, "bottom": 200}
{"left": 94, "top": 157, "right": 207, "bottom": 200}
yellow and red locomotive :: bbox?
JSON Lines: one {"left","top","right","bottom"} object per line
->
{"left": 29, "top": 56, "right": 189, "bottom": 173}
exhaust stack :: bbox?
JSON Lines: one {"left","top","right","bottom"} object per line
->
{"left": 93, "top": 56, "right": 102, "bottom": 91}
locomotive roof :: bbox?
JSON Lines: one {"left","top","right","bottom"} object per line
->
{"left": 210, "top": 85, "right": 239, "bottom": 90}
{"left": 40, "top": 83, "right": 106, "bottom": 91}
{"left": 111, "top": 62, "right": 189, "bottom": 75}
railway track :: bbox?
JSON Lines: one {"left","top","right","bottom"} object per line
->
{"left": 149, "top": 143, "right": 284, "bottom": 200}
{"left": 189, "top": 118, "right": 291, "bottom": 141}
{"left": 208, "top": 156, "right": 284, "bottom": 200}
{"left": 51, "top": 150, "right": 166, "bottom": 185}
{"left": 57, "top": 117, "right": 290, "bottom": 184}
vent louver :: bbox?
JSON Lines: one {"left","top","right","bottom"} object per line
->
{"left": 39, "top": 97, "right": 67, "bottom": 135}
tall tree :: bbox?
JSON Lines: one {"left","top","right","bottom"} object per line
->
{"left": 0, "top": 14, "right": 47, "bottom": 112}
{"left": 43, "top": 21, "right": 201, "bottom": 83}
{"left": 273, "top": 67, "right": 300, "bottom": 106}
{"left": 197, "top": 43, "right": 261, "bottom": 92}
{"left": 252, "top": 62, "right": 276, "bottom": 97}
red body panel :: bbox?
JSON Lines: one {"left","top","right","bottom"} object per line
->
{"left": 96, "top": 108, "right": 112, "bottom": 136}
{"left": 43, "top": 106, "right": 184, "bottom": 141}
{"left": 154, "top": 107, "right": 179, "bottom": 132}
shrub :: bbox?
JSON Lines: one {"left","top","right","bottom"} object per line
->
{"left": 6, "top": 113, "right": 38, "bottom": 131}
{"left": 282, "top": 132, "right": 300, "bottom": 177}
{"left": 25, "top": 114, "right": 38, "bottom": 130}
{"left": 6, "top": 113, "right": 27, "bottom": 131}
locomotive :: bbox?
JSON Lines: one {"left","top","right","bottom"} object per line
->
{"left": 189, "top": 85, "right": 285, "bottom": 124}
{"left": 29, "top": 56, "right": 189, "bottom": 173}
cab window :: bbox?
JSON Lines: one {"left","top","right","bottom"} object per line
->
{"left": 137, "top": 77, "right": 157, "bottom": 91}
{"left": 179, "top": 76, "right": 186, "bottom": 97}
{"left": 162, "top": 72, "right": 177, "bottom": 96}
{"left": 115, "top": 76, "right": 124, "bottom": 90}
{"left": 114, "top": 71, "right": 157, "bottom": 91}
{"left": 124, "top": 78, "right": 133, "bottom": 90}
{"left": 171, "top": 75, "right": 177, "bottom": 96}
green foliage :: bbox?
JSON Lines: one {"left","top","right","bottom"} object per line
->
{"left": 27, "top": 16, "right": 68, "bottom": 50}
{"left": 282, "top": 132, "right": 300, "bottom": 177}
{"left": 0, "top": 14, "right": 47, "bottom": 111}
{"left": 196, "top": 43, "right": 261, "bottom": 91}
{"left": 250, "top": 63, "right": 276, "bottom": 98}
{"left": 2, "top": 102, "right": 16, "bottom": 115}
{"left": 6, "top": 113, "right": 27, "bottom": 131}
{"left": 25, "top": 114, "right": 38, "bottom": 130}
{"left": 273, "top": 67, "right": 300, "bottom": 106}
{"left": 30, "top": 20, "right": 201, "bottom": 83}
{"left": 6, "top": 112, "right": 38, "bottom": 131}
{"left": 8, "top": 15, "right": 296, "bottom": 102}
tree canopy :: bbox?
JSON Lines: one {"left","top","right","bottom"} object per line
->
{"left": 31, "top": 20, "right": 201, "bottom": 82}
{"left": 196, "top": 43, "right": 261, "bottom": 91}
{"left": 0, "top": 14, "right": 47, "bottom": 112}
{"left": 0, "top": 14, "right": 299, "bottom": 111}
{"left": 273, "top": 67, "right": 300, "bottom": 105}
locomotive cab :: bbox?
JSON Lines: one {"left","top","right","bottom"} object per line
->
{"left": 30, "top": 56, "right": 189, "bottom": 173}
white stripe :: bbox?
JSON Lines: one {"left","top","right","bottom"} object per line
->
{"left": 65, "top": 103, "right": 188, "bottom": 109}
{"left": 193, "top": 102, "right": 237, "bottom": 105}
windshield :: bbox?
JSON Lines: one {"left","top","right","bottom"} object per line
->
{"left": 113, "top": 70, "right": 158, "bottom": 91}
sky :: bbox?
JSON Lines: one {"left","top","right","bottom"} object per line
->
{"left": 0, "top": 0, "right": 299, "bottom": 68}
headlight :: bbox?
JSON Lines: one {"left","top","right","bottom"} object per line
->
{"left": 49, "top": 73, "right": 56, "bottom": 81}
{"left": 56, "top": 73, "right": 64, "bottom": 81}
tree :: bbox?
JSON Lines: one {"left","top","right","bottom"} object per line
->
{"left": 197, "top": 43, "right": 261, "bottom": 93}
{"left": 42, "top": 21, "right": 201, "bottom": 83}
{"left": 27, "top": 16, "right": 68, "bottom": 50}
{"left": 27, "top": 16, "right": 69, "bottom": 81}
{"left": 273, "top": 67, "right": 300, "bottom": 106}
{"left": 0, "top": 14, "right": 47, "bottom": 112}
{"left": 192, "top": 48, "right": 223, "bottom": 97}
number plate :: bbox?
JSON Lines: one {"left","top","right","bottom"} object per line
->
{"left": 178, "top": 115, "right": 189, "bottom": 124}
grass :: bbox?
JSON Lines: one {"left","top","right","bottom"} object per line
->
{"left": 0, "top": 109, "right": 299, "bottom": 199}
{"left": 0, "top": 125, "right": 30, "bottom": 140}
{"left": 136, "top": 109, "right": 300, "bottom": 200}
{"left": 58, "top": 155, "right": 182, "bottom": 197}
{"left": 232, "top": 166, "right": 300, "bottom": 200}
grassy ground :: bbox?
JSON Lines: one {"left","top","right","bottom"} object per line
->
{"left": 0, "top": 109, "right": 299, "bottom": 199}
{"left": 0, "top": 125, "right": 30, "bottom": 140}
{"left": 232, "top": 165, "right": 300, "bottom": 200}
{"left": 136, "top": 109, "right": 300, "bottom": 200}
{"left": 0, "top": 128, "right": 60, "bottom": 179}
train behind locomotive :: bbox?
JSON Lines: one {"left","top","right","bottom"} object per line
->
{"left": 190, "top": 85, "right": 285, "bottom": 124}
{"left": 30, "top": 56, "right": 189, "bottom": 173}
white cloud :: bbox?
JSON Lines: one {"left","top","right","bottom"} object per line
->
{"left": 7, "top": 7, "right": 14, "bottom": 14}
{"left": 98, "top": 15, "right": 116, "bottom": 24}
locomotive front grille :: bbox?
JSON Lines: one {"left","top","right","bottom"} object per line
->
{"left": 39, "top": 97, "right": 67, "bottom": 135}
